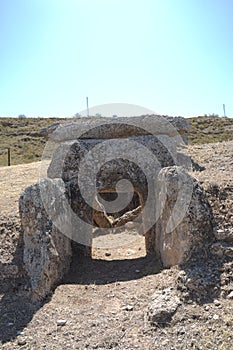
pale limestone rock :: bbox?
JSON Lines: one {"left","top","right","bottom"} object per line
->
{"left": 155, "top": 166, "right": 213, "bottom": 267}
{"left": 148, "top": 288, "right": 181, "bottom": 324}
{"left": 19, "top": 179, "right": 72, "bottom": 301}
{"left": 41, "top": 115, "right": 189, "bottom": 142}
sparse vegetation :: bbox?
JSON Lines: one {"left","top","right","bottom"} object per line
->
{"left": 0, "top": 115, "right": 233, "bottom": 166}
{"left": 0, "top": 117, "right": 66, "bottom": 166}
{"left": 187, "top": 116, "right": 233, "bottom": 145}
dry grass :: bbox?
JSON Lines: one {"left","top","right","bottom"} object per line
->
{"left": 187, "top": 116, "right": 233, "bottom": 144}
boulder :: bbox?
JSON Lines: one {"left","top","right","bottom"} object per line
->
{"left": 19, "top": 179, "right": 72, "bottom": 301}
{"left": 155, "top": 166, "right": 213, "bottom": 267}
{"left": 148, "top": 288, "right": 181, "bottom": 325}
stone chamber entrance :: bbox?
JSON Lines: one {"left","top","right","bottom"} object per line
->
{"left": 91, "top": 190, "right": 147, "bottom": 261}
{"left": 19, "top": 115, "right": 214, "bottom": 301}
{"left": 65, "top": 189, "right": 160, "bottom": 287}
{"left": 64, "top": 184, "right": 161, "bottom": 288}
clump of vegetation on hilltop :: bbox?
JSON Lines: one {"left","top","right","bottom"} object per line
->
{"left": 0, "top": 115, "right": 233, "bottom": 166}
{"left": 187, "top": 115, "right": 233, "bottom": 145}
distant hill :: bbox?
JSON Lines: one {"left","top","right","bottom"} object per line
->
{"left": 0, "top": 116, "right": 233, "bottom": 166}
{"left": 0, "top": 117, "right": 65, "bottom": 166}
{"left": 187, "top": 116, "right": 233, "bottom": 144}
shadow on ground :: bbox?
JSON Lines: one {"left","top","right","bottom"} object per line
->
{"left": 0, "top": 218, "right": 227, "bottom": 344}
{"left": 63, "top": 253, "right": 161, "bottom": 285}
{"left": 0, "top": 218, "right": 39, "bottom": 344}
{"left": 0, "top": 250, "right": 161, "bottom": 344}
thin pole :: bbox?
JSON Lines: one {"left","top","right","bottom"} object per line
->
{"left": 7, "top": 148, "right": 11, "bottom": 166}
{"left": 223, "top": 104, "right": 226, "bottom": 117}
{"left": 86, "top": 97, "right": 89, "bottom": 117}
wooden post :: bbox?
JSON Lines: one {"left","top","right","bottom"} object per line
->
{"left": 7, "top": 148, "right": 11, "bottom": 166}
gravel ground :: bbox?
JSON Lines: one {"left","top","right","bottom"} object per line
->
{"left": 0, "top": 141, "right": 233, "bottom": 349}
{"left": 188, "top": 141, "right": 233, "bottom": 230}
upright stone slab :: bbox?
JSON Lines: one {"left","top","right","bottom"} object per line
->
{"left": 19, "top": 179, "right": 72, "bottom": 301}
{"left": 155, "top": 166, "right": 213, "bottom": 267}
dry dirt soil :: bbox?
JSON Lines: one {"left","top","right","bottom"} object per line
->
{"left": 0, "top": 141, "right": 233, "bottom": 349}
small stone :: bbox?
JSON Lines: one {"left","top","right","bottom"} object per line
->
{"left": 161, "top": 339, "right": 169, "bottom": 346}
{"left": 126, "top": 249, "right": 135, "bottom": 255}
{"left": 125, "top": 221, "right": 135, "bottom": 229}
{"left": 226, "top": 291, "right": 233, "bottom": 299}
{"left": 214, "top": 229, "right": 233, "bottom": 242}
{"left": 122, "top": 305, "right": 134, "bottom": 311}
{"left": 57, "top": 319, "right": 67, "bottom": 326}
{"left": 213, "top": 314, "right": 220, "bottom": 320}
{"left": 18, "top": 339, "right": 26, "bottom": 346}
{"left": 105, "top": 252, "right": 111, "bottom": 257}
{"left": 135, "top": 269, "right": 140, "bottom": 273}
{"left": 16, "top": 330, "right": 24, "bottom": 335}
{"left": 214, "top": 299, "right": 221, "bottom": 306}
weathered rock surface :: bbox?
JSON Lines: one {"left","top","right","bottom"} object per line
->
{"left": 41, "top": 115, "right": 189, "bottom": 142}
{"left": 154, "top": 166, "right": 213, "bottom": 267}
{"left": 148, "top": 287, "right": 181, "bottom": 324}
{"left": 19, "top": 179, "right": 72, "bottom": 301}
{"left": 47, "top": 136, "right": 186, "bottom": 183}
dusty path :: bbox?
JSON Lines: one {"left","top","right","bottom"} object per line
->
{"left": 0, "top": 162, "right": 41, "bottom": 216}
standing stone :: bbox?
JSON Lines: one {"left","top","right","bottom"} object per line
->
{"left": 19, "top": 178, "right": 72, "bottom": 301}
{"left": 155, "top": 166, "right": 213, "bottom": 267}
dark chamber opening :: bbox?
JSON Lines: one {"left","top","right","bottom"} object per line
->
{"left": 97, "top": 191, "right": 141, "bottom": 219}
{"left": 92, "top": 190, "right": 146, "bottom": 261}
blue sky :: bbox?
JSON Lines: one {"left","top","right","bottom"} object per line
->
{"left": 1, "top": 0, "right": 233, "bottom": 118}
